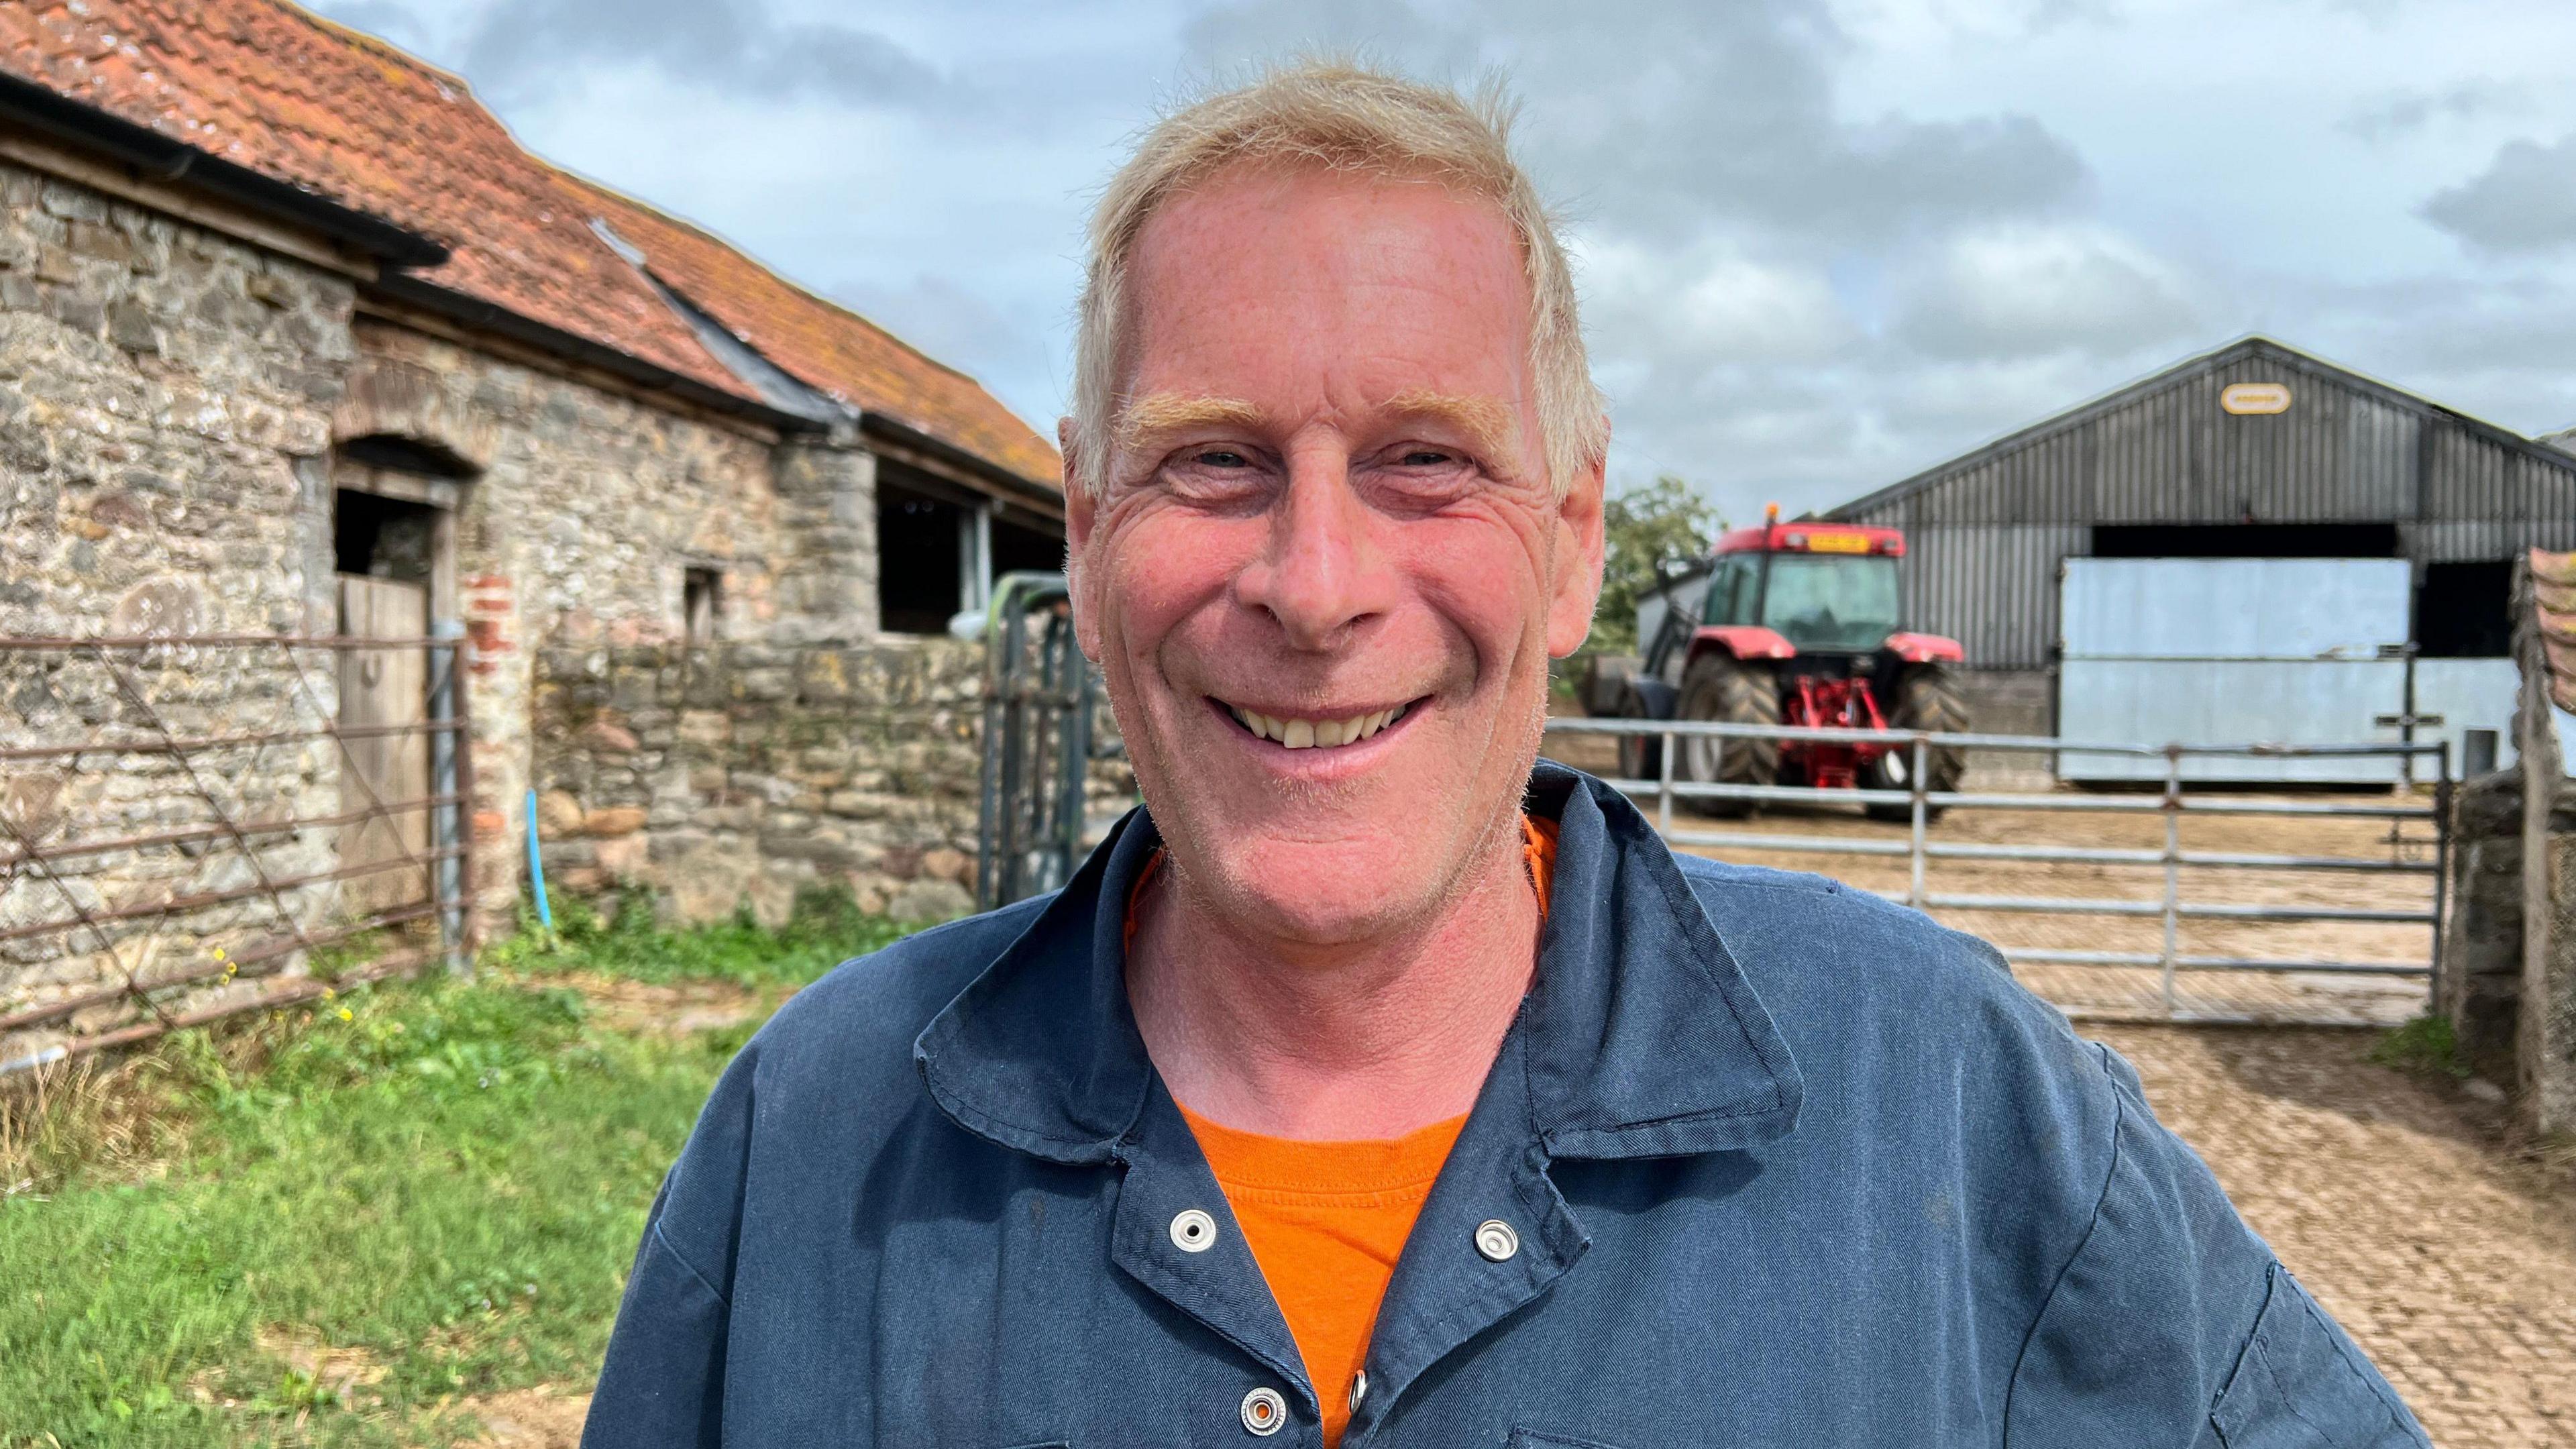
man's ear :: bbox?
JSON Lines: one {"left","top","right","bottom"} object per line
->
{"left": 1545, "top": 432, "right": 1609, "bottom": 659}
{"left": 1061, "top": 418, "right": 1104, "bottom": 662}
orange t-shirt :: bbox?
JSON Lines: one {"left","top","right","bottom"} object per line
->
{"left": 1138, "top": 816, "right": 1556, "bottom": 1445}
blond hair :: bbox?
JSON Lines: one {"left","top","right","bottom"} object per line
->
{"left": 1070, "top": 61, "right": 1607, "bottom": 498}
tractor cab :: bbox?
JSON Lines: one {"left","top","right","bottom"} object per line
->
{"left": 1602, "top": 508, "right": 1970, "bottom": 819}
{"left": 1699, "top": 522, "right": 1907, "bottom": 658}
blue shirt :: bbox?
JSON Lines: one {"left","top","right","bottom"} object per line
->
{"left": 584, "top": 764, "right": 2428, "bottom": 1447}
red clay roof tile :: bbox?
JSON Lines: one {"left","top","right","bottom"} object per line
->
{"left": 0, "top": 0, "right": 1059, "bottom": 492}
{"left": 561, "top": 172, "right": 1064, "bottom": 490}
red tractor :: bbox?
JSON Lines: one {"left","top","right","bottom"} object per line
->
{"left": 1592, "top": 511, "right": 1970, "bottom": 820}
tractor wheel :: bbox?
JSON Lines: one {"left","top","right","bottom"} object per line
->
{"left": 1615, "top": 680, "right": 1661, "bottom": 784}
{"left": 1676, "top": 655, "right": 1780, "bottom": 818}
{"left": 1864, "top": 665, "right": 1970, "bottom": 822}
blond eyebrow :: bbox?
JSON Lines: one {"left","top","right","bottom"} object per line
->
{"left": 1112, "top": 388, "right": 1521, "bottom": 468}
{"left": 1379, "top": 388, "right": 1519, "bottom": 466}
{"left": 1115, "top": 392, "right": 1269, "bottom": 454}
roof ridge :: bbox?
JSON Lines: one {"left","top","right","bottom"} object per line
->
{"left": 545, "top": 162, "right": 996, "bottom": 394}
{"left": 273, "top": 0, "right": 476, "bottom": 98}
{"left": 1825, "top": 332, "right": 2576, "bottom": 521}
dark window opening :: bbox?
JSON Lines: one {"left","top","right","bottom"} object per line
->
{"left": 2089, "top": 523, "right": 2401, "bottom": 558}
{"left": 879, "top": 485, "right": 965, "bottom": 635}
{"left": 684, "top": 568, "right": 722, "bottom": 644}
{"left": 991, "top": 518, "right": 1064, "bottom": 582}
{"left": 2416, "top": 559, "right": 2512, "bottom": 658}
{"left": 333, "top": 489, "right": 437, "bottom": 583}
{"left": 337, "top": 433, "right": 477, "bottom": 479}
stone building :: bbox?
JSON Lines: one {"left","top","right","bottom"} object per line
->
{"left": 0, "top": 1, "right": 1072, "bottom": 1060}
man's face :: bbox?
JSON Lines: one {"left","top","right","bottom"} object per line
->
{"left": 1066, "top": 164, "right": 1605, "bottom": 945}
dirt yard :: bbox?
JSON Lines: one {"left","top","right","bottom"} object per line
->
{"left": 1542, "top": 731, "right": 2443, "bottom": 1026}
{"left": 2098, "top": 1024, "right": 2576, "bottom": 1449}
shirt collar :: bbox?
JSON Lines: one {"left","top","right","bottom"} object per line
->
{"left": 913, "top": 762, "right": 1803, "bottom": 1166}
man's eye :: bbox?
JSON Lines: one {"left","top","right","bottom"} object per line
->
{"left": 1195, "top": 448, "right": 1251, "bottom": 468}
{"left": 1398, "top": 449, "right": 1458, "bottom": 467}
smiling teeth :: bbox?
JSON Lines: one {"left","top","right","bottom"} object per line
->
{"left": 1230, "top": 704, "right": 1404, "bottom": 749}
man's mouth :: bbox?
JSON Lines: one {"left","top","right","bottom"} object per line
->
{"left": 1218, "top": 698, "right": 1419, "bottom": 750}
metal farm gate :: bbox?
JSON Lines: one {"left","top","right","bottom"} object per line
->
{"left": 0, "top": 626, "right": 473, "bottom": 1075}
{"left": 1549, "top": 715, "right": 2449, "bottom": 1026}
{"left": 971, "top": 572, "right": 1106, "bottom": 910}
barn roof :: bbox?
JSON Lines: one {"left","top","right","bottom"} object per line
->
{"left": 566, "top": 175, "right": 1063, "bottom": 494}
{"left": 0, "top": 0, "right": 1060, "bottom": 495}
{"left": 1823, "top": 335, "right": 2576, "bottom": 522}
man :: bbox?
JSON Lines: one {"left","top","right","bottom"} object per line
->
{"left": 585, "top": 64, "right": 2427, "bottom": 1447}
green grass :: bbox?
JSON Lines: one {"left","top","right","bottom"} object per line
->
{"left": 0, "top": 888, "right": 912, "bottom": 1448}
{"left": 2368, "top": 1012, "right": 2471, "bottom": 1080}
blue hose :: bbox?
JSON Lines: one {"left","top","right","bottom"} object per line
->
{"left": 525, "top": 788, "right": 554, "bottom": 931}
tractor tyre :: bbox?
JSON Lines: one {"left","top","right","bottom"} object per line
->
{"left": 1615, "top": 680, "right": 1662, "bottom": 784}
{"left": 1582, "top": 654, "right": 1640, "bottom": 717}
{"left": 1676, "top": 655, "right": 1780, "bottom": 818}
{"left": 1864, "top": 665, "right": 1971, "bottom": 822}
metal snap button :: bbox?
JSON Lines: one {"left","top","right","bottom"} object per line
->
{"left": 1348, "top": 1369, "right": 1368, "bottom": 1415}
{"left": 1240, "top": 1385, "right": 1287, "bottom": 1436}
{"left": 1474, "top": 1218, "right": 1519, "bottom": 1262}
{"left": 1169, "top": 1208, "right": 1218, "bottom": 1253}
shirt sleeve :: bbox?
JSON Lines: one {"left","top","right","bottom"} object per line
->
{"left": 2002, "top": 1044, "right": 2430, "bottom": 1448}
{"left": 581, "top": 1042, "right": 761, "bottom": 1448}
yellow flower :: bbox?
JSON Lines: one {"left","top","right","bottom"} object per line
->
{"left": 321, "top": 987, "right": 335, "bottom": 1000}
{"left": 338, "top": 1008, "right": 354, "bottom": 1022}
{"left": 211, "top": 947, "right": 227, "bottom": 962}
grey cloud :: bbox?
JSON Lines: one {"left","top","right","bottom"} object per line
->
{"left": 1181, "top": 0, "right": 2089, "bottom": 246}
{"left": 1892, "top": 226, "right": 2200, "bottom": 362}
{"left": 2340, "top": 80, "right": 2524, "bottom": 144}
{"left": 460, "top": 0, "right": 953, "bottom": 110}
{"left": 2421, "top": 132, "right": 2576, "bottom": 253}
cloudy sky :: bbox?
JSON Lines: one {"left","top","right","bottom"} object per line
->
{"left": 317, "top": 0, "right": 2576, "bottom": 523}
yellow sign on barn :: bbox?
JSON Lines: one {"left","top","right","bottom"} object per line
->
{"left": 2220, "top": 382, "right": 2293, "bottom": 415}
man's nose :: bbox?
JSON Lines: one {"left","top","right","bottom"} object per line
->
{"left": 1234, "top": 449, "right": 1391, "bottom": 651}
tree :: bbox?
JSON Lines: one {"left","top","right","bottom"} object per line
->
{"left": 1590, "top": 474, "right": 1725, "bottom": 655}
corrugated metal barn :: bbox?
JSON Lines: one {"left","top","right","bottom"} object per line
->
{"left": 1821, "top": 336, "right": 2576, "bottom": 769}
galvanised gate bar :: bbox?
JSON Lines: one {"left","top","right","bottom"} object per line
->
{"left": 1545, "top": 716, "right": 2451, "bottom": 1024}
{"left": 0, "top": 633, "right": 474, "bottom": 1075}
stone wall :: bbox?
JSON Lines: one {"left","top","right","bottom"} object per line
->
{"left": 1951, "top": 667, "right": 2055, "bottom": 789}
{"left": 0, "top": 159, "right": 365, "bottom": 1065}
{"left": 527, "top": 637, "right": 1132, "bottom": 926}
{"left": 770, "top": 437, "right": 880, "bottom": 641}
{"left": 0, "top": 156, "right": 351, "bottom": 639}
{"left": 2440, "top": 768, "right": 2576, "bottom": 1129}
{"left": 335, "top": 322, "right": 825, "bottom": 936}
{"left": 0, "top": 153, "right": 1049, "bottom": 1063}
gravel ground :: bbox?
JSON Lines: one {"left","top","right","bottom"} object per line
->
{"left": 2095, "top": 1024, "right": 2576, "bottom": 1448}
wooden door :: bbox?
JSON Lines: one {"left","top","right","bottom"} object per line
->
{"left": 337, "top": 575, "right": 431, "bottom": 922}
